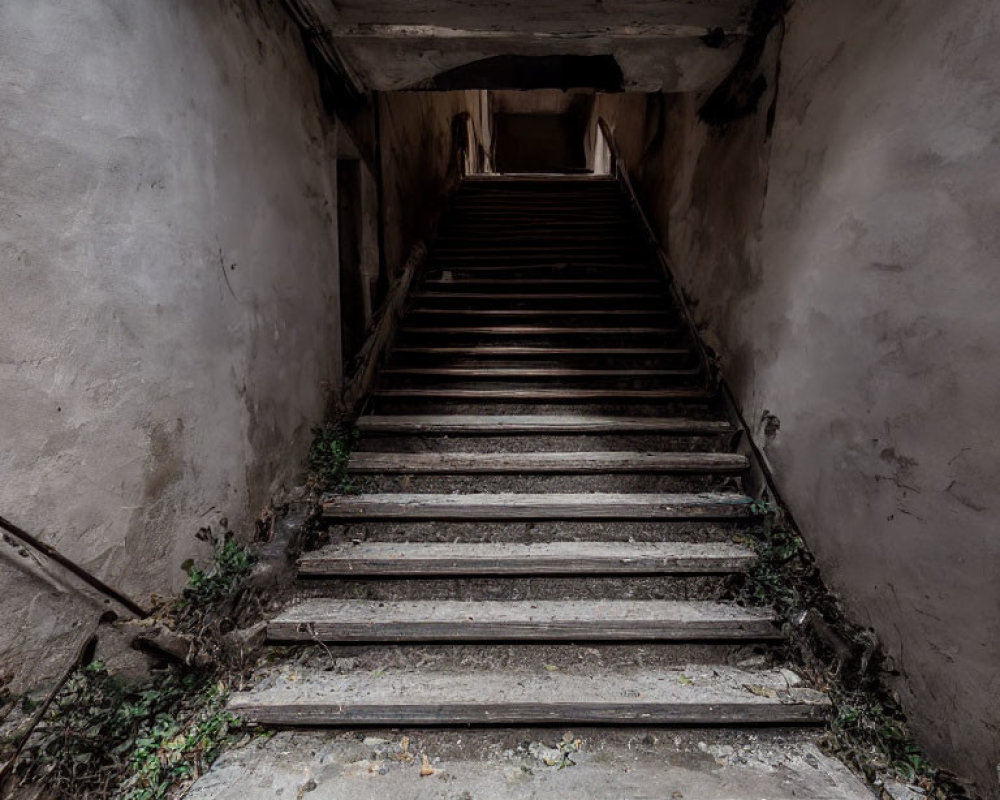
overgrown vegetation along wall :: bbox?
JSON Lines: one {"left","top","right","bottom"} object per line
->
{"left": 0, "top": 0, "right": 341, "bottom": 691}
{"left": 379, "top": 91, "right": 492, "bottom": 274}
{"left": 596, "top": 1, "right": 1000, "bottom": 793}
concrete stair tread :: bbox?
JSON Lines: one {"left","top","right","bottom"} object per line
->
{"left": 267, "top": 599, "right": 780, "bottom": 642}
{"left": 228, "top": 665, "right": 826, "bottom": 725}
{"left": 298, "top": 540, "right": 757, "bottom": 576}
{"left": 348, "top": 451, "right": 747, "bottom": 474}
{"left": 322, "top": 491, "right": 753, "bottom": 520}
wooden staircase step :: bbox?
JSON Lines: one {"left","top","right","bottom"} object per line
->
{"left": 421, "top": 278, "right": 660, "bottom": 287}
{"left": 355, "top": 414, "right": 733, "bottom": 435}
{"left": 267, "top": 599, "right": 781, "bottom": 642}
{"left": 297, "top": 541, "right": 756, "bottom": 577}
{"left": 400, "top": 325, "right": 681, "bottom": 336}
{"left": 322, "top": 492, "right": 753, "bottom": 520}
{"left": 230, "top": 666, "right": 826, "bottom": 726}
{"left": 348, "top": 451, "right": 748, "bottom": 474}
{"left": 414, "top": 292, "right": 653, "bottom": 300}
{"left": 425, "top": 262, "right": 652, "bottom": 274}
{"left": 373, "top": 387, "right": 712, "bottom": 401}
{"left": 390, "top": 346, "right": 690, "bottom": 357}
{"left": 381, "top": 367, "right": 699, "bottom": 379}
{"left": 409, "top": 308, "right": 664, "bottom": 316}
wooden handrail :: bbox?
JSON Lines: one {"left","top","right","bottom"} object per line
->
{"left": 595, "top": 116, "right": 716, "bottom": 388}
{"left": 341, "top": 112, "right": 476, "bottom": 416}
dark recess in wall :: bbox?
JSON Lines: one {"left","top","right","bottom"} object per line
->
{"left": 409, "top": 54, "right": 624, "bottom": 91}
{"left": 337, "top": 159, "right": 366, "bottom": 366}
{"left": 699, "top": 0, "right": 787, "bottom": 125}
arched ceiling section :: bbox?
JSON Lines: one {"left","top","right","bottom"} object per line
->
{"left": 283, "top": 0, "right": 754, "bottom": 93}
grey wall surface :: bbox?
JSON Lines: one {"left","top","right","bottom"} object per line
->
{"left": 596, "top": 0, "right": 1000, "bottom": 792}
{"left": 0, "top": 0, "right": 341, "bottom": 690}
{"left": 753, "top": 4, "right": 1000, "bottom": 792}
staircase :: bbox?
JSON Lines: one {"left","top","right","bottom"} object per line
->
{"left": 221, "top": 177, "right": 875, "bottom": 799}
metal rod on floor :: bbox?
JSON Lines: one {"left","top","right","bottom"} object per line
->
{"left": 0, "top": 514, "right": 149, "bottom": 618}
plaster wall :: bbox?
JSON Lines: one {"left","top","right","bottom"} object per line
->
{"left": 378, "top": 91, "right": 491, "bottom": 274}
{"left": 0, "top": 0, "right": 341, "bottom": 690}
{"left": 607, "top": 0, "right": 1000, "bottom": 791}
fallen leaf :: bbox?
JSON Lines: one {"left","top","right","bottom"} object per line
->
{"left": 419, "top": 755, "right": 435, "bottom": 777}
{"left": 743, "top": 684, "right": 779, "bottom": 699}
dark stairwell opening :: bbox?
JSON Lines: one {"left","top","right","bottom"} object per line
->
{"left": 493, "top": 113, "right": 588, "bottom": 173}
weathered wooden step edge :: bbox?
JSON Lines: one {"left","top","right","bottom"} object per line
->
{"left": 407, "top": 308, "right": 670, "bottom": 317}
{"left": 348, "top": 451, "right": 748, "bottom": 474}
{"left": 228, "top": 666, "right": 828, "bottom": 726}
{"left": 421, "top": 278, "right": 660, "bottom": 287}
{"left": 391, "top": 347, "right": 691, "bottom": 357}
{"left": 297, "top": 541, "right": 757, "bottom": 577}
{"left": 355, "top": 415, "right": 733, "bottom": 435}
{"left": 374, "top": 388, "right": 712, "bottom": 401}
{"left": 321, "top": 492, "right": 754, "bottom": 520}
{"left": 380, "top": 367, "right": 700, "bottom": 379}
{"left": 399, "top": 325, "right": 681, "bottom": 335}
{"left": 267, "top": 599, "right": 780, "bottom": 642}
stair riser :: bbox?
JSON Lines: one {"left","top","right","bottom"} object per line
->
{"left": 268, "top": 622, "right": 780, "bottom": 643}
{"left": 353, "top": 434, "right": 736, "bottom": 454}
{"left": 292, "top": 575, "right": 738, "bottom": 602}
{"left": 320, "top": 519, "right": 752, "bottom": 544}
{"left": 352, "top": 475, "right": 736, "bottom": 496}
{"left": 371, "top": 401, "right": 719, "bottom": 417}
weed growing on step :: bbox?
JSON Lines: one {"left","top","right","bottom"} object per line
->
{"left": 738, "top": 502, "right": 970, "bottom": 798}
{"left": 307, "top": 424, "right": 358, "bottom": 492}
{"left": 828, "top": 692, "right": 938, "bottom": 786}
{"left": 175, "top": 530, "right": 256, "bottom": 627}
{"left": 2, "top": 663, "right": 249, "bottom": 799}
{"left": 740, "top": 507, "right": 804, "bottom": 611}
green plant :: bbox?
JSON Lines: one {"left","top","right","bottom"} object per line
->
{"left": 175, "top": 532, "right": 256, "bottom": 624}
{"left": 739, "top": 509, "right": 804, "bottom": 610}
{"left": 737, "top": 504, "right": 968, "bottom": 797}
{"left": 117, "top": 680, "right": 241, "bottom": 800}
{"left": 825, "top": 693, "right": 945, "bottom": 789}
{"left": 307, "top": 424, "right": 358, "bottom": 491}
{"left": 7, "top": 663, "right": 247, "bottom": 800}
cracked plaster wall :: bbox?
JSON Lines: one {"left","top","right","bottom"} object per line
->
{"left": 0, "top": 0, "right": 341, "bottom": 691}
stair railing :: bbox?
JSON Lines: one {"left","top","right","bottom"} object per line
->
{"left": 597, "top": 116, "right": 789, "bottom": 505}
{"left": 596, "top": 117, "right": 717, "bottom": 388}
{"left": 341, "top": 113, "right": 474, "bottom": 417}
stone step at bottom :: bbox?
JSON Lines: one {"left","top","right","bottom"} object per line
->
{"left": 228, "top": 665, "right": 829, "bottom": 727}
